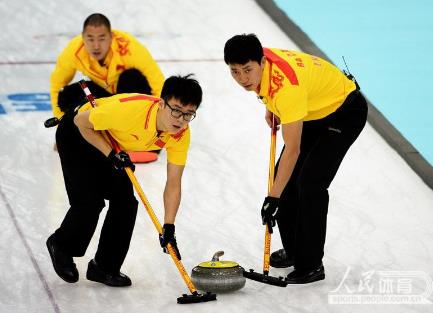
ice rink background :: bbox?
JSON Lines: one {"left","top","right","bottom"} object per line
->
{"left": 274, "top": 0, "right": 433, "bottom": 165}
{"left": 0, "top": 1, "right": 432, "bottom": 312}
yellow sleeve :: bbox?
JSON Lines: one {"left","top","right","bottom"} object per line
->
{"left": 129, "top": 36, "right": 165, "bottom": 97}
{"left": 50, "top": 37, "right": 80, "bottom": 118}
{"left": 166, "top": 129, "right": 190, "bottom": 166}
{"left": 275, "top": 86, "right": 308, "bottom": 124}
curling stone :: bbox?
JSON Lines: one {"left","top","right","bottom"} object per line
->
{"left": 191, "top": 251, "right": 246, "bottom": 293}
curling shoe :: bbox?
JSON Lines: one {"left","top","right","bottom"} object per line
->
{"left": 46, "top": 234, "right": 78, "bottom": 283}
{"left": 270, "top": 249, "right": 294, "bottom": 268}
{"left": 86, "top": 259, "right": 131, "bottom": 287}
{"left": 286, "top": 264, "right": 325, "bottom": 284}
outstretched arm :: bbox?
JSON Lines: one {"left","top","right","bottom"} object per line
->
{"left": 265, "top": 109, "right": 281, "bottom": 130}
{"left": 268, "top": 120, "right": 302, "bottom": 198}
{"left": 50, "top": 44, "right": 78, "bottom": 119}
{"left": 163, "top": 162, "right": 185, "bottom": 223}
{"left": 132, "top": 39, "right": 165, "bottom": 97}
{"left": 261, "top": 120, "right": 302, "bottom": 231}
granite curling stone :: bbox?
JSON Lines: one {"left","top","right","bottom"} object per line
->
{"left": 191, "top": 251, "right": 246, "bottom": 293}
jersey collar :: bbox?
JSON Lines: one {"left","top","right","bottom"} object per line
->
{"left": 257, "top": 60, "right": 270, "bottom": 99}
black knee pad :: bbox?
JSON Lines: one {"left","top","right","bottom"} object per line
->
{"left": 58, "top": 81, "right": 111, "bottom": 114}
{"left": 58, "top": 83, "right": 88, "bottom": 114}
{"left": 117, "top": 69, "right": 152, "bottom": 95}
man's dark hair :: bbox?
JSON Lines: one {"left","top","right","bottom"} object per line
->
{"left": 83, "top": 13, "right": 111, "bottom": 32}
{"left": 224, "top": 33, "right": 264, "bottom": 65}
{"left": 161, "top": 74, "right": 202, "bottom": 108}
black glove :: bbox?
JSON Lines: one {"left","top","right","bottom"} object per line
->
{"left": 159, "top": 224, "right": 181, "bottom": 260}
{"left": 107, "top": 150, "right": 135, "bottom": 171}
{"left": 261, "top": 196, "right": 280, "bottom": 234}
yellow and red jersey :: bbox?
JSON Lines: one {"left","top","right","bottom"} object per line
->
{"left": 50, "top": 30, "right": 164, "bottom": 118}
{"left": 257, "top": 48, "right": 356, "bottom": 124}
{"left": 78, "top": 93, "right": 190, "bottom": 166}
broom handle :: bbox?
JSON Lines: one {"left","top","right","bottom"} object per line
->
{"left": 263, "top": 114, "right": 277, "bottom": 275}
{"left": 78, "top": 80, "right": 198, "bottom": 294}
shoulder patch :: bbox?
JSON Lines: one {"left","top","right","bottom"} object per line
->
{"left": 114, "top": 35, "right": 130, "bottom": 56}
{"left": 269, "top": 69, "right": 284, "bottom": 98}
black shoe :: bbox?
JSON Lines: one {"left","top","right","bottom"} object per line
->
{"left": 86, "top": 259, "right": 131, "bottom": 287}
{"left": 46, "top": 234, "right": 78, "bottom": 283}
{"left": 286, "top": 264, "right": 325, "bottom": 284}
{"left": 270, "top": 249, "right": 294, "bottom": 268}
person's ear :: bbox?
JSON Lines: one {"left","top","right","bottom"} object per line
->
{"left": 260, "top": 56, "right": 266, "bottom": 68}
{"left": 158, "top": 98, "right": 164, "bottom": 109}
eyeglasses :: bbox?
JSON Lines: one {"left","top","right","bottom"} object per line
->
{"left": 164, "top": 99, "right": 196, "bottom": 122}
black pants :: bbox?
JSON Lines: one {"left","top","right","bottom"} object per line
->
{"left": 53, "top": 113, "right": 138, "bottom": 274}
{"left": 275, "top": 91, "right": 368, "bottom": 270}
{"left": 57, "top": 68, "right": 152, "bottom": 114}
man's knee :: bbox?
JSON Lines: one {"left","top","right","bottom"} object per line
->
{"left": 69, "top": 197, "right": 106, "bottom": 216}
{"left": 117, "top": 69, "right": 152, "bottom": 95}
{"left": 58, "top": 81, "right": 111, "bottom": 114}
{"left": 58, "top": 83, "right": 88, "bottom": 113}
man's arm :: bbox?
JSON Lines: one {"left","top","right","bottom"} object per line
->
{"left": 73, "top": 110, "right": 112, "bottom": 156}
{"left": 50, "top": 40, "right": 80, "bottom": 119}
{"left": 131, "top": 38, "right": 165, "bottom": 97}
{"left": 163, "top": 163, "right": 185, "bottom": 224}
{"left": 265, "top": 109, "right": 281, "bottom": 130}
{"left": 268, "top": 120, "right": 302, "bottom": 198}
{"left": 50, "top": 65, "right": 76, "bottom": 119}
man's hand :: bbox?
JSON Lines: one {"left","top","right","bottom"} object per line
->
{"left": 159, "top": 224, "right": 181, "bottom": 260}
{"left": 265, "top": 110, "right": 280, "bottom": 130}
{"left": 107, "top": 150, "right": 135, "bottom": 171}
{"left": 261, "top": 196, "right": 280, "bottom": 234}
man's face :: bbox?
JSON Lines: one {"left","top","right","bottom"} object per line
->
{"left": 229, "top": 57, "right": 265, "bottom": 91}
{"left": 158, "top": 97, "right": 197, "bottom": 134}
{"left": 82, "top": 25, "right": 112, "bottom": 62}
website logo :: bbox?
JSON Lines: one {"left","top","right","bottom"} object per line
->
{"left": 329, "top": 266, "right": 432, "bottom": 304}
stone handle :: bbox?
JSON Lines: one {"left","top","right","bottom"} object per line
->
{"left": 211, "top": 251, "right": 224, "bottom": 261}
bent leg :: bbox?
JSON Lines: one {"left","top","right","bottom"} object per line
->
{"left": 294, "top": 93, "right": 368, "bottom": 269}
{"left": 54, "top": 113, "right": 107, "bottom": 256}
{"left": 94, "top": 169, "right": 138, "bottom": 274}
{"left": 57, "top": 81, "right": 111, "bottom": 114}
{"left": 117, "top": 68, "right": 152, "bottom": 95}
